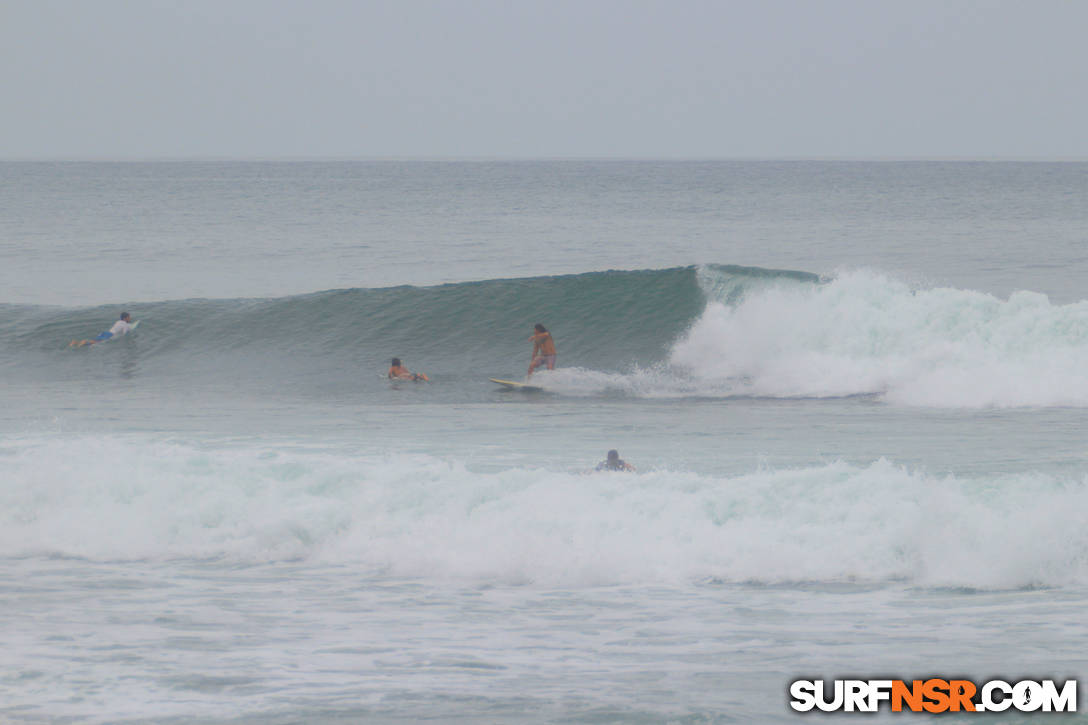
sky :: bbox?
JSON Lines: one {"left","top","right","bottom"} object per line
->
{"left": 2, "top": 0, "right": 1087, "bottom": 159}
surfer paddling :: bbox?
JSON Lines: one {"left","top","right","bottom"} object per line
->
{"left": 527, "top": 323, "right": 556, "bottom": 378}
{"left": 596, "top": 449, "right": 635, "bottom": 472}
{"left": 69, "top": 312, "right": 135, "bottom": 347}
{"left": 388, "top": 357, "right": 429, "bottom": 382}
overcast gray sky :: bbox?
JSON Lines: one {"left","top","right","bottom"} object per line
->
{"left": 2, "top": 0, "right": 1086, "bottom": 159}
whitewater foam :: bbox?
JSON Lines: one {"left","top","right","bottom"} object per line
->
{"left": 520, "top": 366, "right": 721, "bottom": 398}
{"left": 672, "top": 269, "right": 1088, "bottom": 407}
{"left": 4, "top": 437, "right": 1086, "bottom": 590}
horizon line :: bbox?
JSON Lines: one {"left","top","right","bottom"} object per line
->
{"left": 3, "top": 154, "right": 1088, "bottom": 163}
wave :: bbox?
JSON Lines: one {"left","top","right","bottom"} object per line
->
{"left": 8, "top": 264, "right": 1088, "bottom": 407}
{"left": 3, "top": 437, "right": 1086, "bottom": 590}
{"left": 671, "top": 269, "right": 1088, "bottom": 407}
{"left": 0, "top": 264, "right": 803, "bottom": 389}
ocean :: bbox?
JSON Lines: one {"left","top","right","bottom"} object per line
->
{"left": 2, "top": 160, "right": 1086, "bottom": 723}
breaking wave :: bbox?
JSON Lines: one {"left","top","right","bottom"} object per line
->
{"left": 7, "top": 264, "right": 1088, "bottom": 407}
{"left": 3, "top": 436, "right": 1085, "bottom": 590}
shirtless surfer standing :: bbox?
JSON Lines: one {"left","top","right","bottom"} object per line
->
{"left": 527, "top": 323, "right": 556, "bottom": 378}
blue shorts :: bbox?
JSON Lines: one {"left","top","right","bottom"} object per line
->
{"left": 93, "top": 331, "right": 113, "bottom": 341}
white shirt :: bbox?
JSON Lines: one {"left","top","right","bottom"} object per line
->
{"left": 109, "top": 319, "right": 133, "bottom": 337}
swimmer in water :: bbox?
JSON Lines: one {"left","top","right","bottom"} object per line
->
{"left": 595, "top": 450, "right": 635, "bottom": 472}
{"left": 388, "top": 357, "right": 429, "bottom": 382}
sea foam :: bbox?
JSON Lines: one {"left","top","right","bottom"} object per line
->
{"left": 669, "top": 268, "right": 1088, "bottom": 407}
{"left": 3, "top": 436, "right": 1086, "bottom": 589}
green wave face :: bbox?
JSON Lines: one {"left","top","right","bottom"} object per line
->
{"left": 4, "top": 265, "right": 823, "bottom": 398}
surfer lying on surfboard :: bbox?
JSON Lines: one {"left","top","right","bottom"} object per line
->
{"left": 69, "top": 312, "right": 136, "bottom": 347}
{"left": 388, "top": 357, "right": 429, "bottom": 382}
{"left": 527, "top": 323, "right": 556, "bottom": 378}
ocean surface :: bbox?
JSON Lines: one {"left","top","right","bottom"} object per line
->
{"left": 2, "top": 160, "right": 1087, "bottom": 723}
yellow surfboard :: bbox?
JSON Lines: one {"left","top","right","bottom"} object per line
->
{"left": 489, "top": 378, "right": 544, "bottom": 392}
